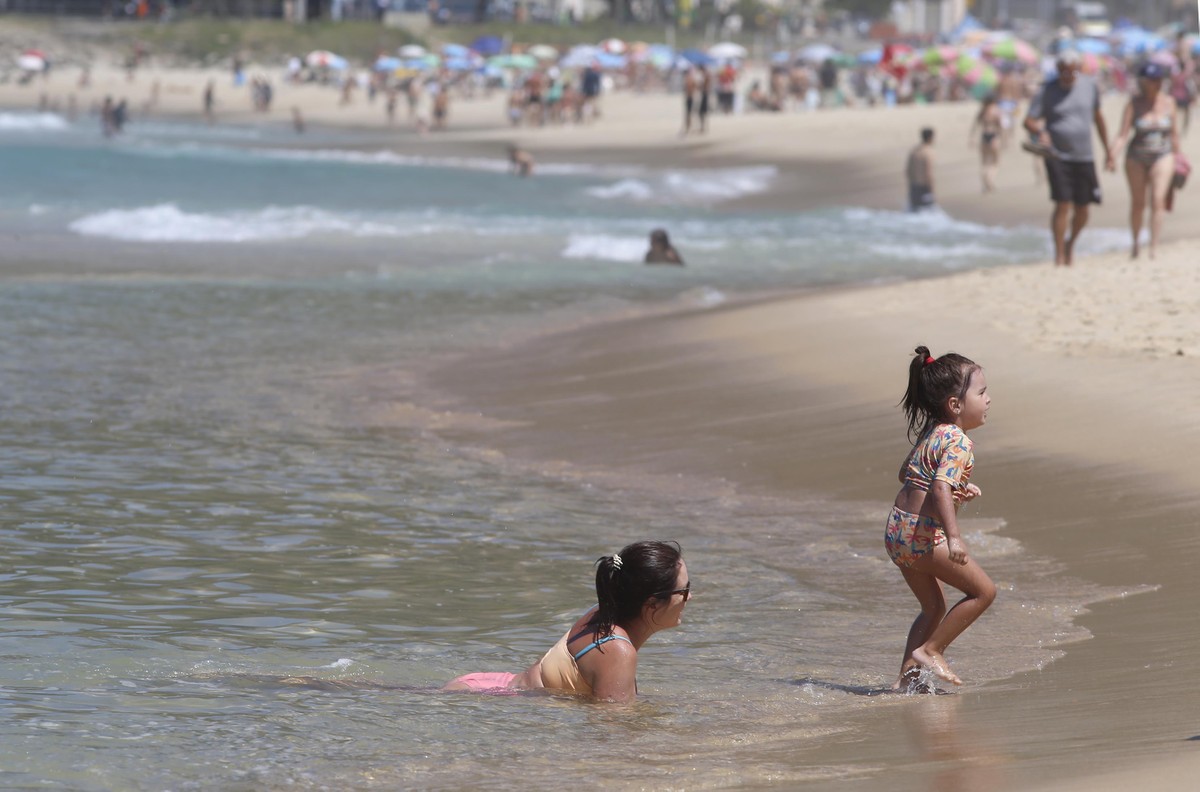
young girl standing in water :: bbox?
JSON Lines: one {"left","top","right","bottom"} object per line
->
{"left": 885, "top": 346, "right": 997, "bottom": 689}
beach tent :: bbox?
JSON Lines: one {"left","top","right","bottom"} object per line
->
{"left": 680, "top": 48, "right": 715, "bottom": 66}
{"left": 708, "top": 42, "right": 748, "bottom": 61}
{"left": 306, "top": 50, "right": 348, "bottom": 70}
{"left": 471, "top": 36, "right": 505, "bottom": 56}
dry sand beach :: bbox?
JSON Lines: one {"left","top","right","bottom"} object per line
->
{"left": 5, "top": 32, "right": 1200, "bottom": 790}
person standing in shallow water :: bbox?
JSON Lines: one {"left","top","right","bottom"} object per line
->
{"left": 444, "top": 541, "right": 691, "bottom": 702}
{"left": 885, "top": 347, "right": 996, "bottom": 690}
{"left": 905, "top": 128, "right": 937, "bottom": 211}
{"left": 644, "top": 229, "right": 684, "bottom": 265}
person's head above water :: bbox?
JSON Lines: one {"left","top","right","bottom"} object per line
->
{"left": 592, "top": 540, "right": 687, "bottom": 636}
{"left": 649, "top": 228, "right": 672, "bottom": 249}
{"left": 920, "top": 127, "right": 935, "bottom": 144}
{"left": 901, "top": 345, "right": 982, "bottom": 442}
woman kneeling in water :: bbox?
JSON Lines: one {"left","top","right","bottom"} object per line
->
{"left": 444, "top": 540, "right": 691, "bottom": 703}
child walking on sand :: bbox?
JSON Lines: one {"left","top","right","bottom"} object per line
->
{"left": 885, "top": 346, "right": 997, "bottom": 689}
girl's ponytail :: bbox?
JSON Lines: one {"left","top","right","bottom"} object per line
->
{"left": 591, "top": 541, "right": 683, "bottom": 638}
{"left": 900, "top": 346, "right": 979, "bottom": 443}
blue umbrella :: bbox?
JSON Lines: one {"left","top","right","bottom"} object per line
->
{"left": 374, "top": 56, "right": 402, "bottom": 71}
{"left": 444, "top": 57, "right": 476, "bottom": 71}
{"left": 471, "top": 35, "right": 504, "bottom": 56}
{"left": 770, "top": 50, "right": 792, "bottom": 65}
{"left": 1074, "top": 38, "right": 1112, "bottom": 55}
{"left": 680, "top": 48, "right": 715, "bottom": 66}
{"left": 442, "top": 43, "right": 471, "bottom": 59}
{"left": 595, "top": 52, "right": 628, "bottom": 70}
{"left": 858, "top": 47, "right": 883, "bottom": 64}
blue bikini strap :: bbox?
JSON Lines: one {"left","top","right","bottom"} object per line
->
{"left": 572, "top": 634, "right": 632, "bottom": 661}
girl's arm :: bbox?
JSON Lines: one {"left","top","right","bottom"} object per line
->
{"left": 1169, "top": 99, "right": 1180, "bottom": 156}
{"left": 929, "top": 480, "right": 968, "bottom": 565}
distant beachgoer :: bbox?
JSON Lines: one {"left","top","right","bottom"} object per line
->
{"left": 905, "top": 127, "right": 936, "bottom": 211}
{"left": 995, "top": 66, "right": 1022, "bottom": 146}
{"left": 697, "top": 65, "right": 712, "bottom": 133}
{"left": 508, "top": 145, "right": 534, "bottom": 177}
{"left": 580, "top": 63, "right": 601, "bottom": 121}
{"left": 78, "top": 64, "right": 91, "bottom": 89}
{"left": 682, "top": 67, "right": 698, "bottom": 135}
{"left": 970, "top": 96, "right": 1004, "bottom": 192}
{"left": 444, "top": 541, "right": 691, "bottom": 702}
{"left": 1108, "top": 62, "right": 1179, "bottom": 260}
{"left": 100, "top": 95, "right": 116, "bottom": 137}
{"left": 385, "top": 88, "right": 398, "bottom": 124}
{"left": 431, "top": 82, "right": 448, "bottom": 130}
{"left": 291, "top": 106, "right": 305, "bottom": 134}
{"left": 406, "top": 78, "right": 421, "bottom": 119}
{"left": 886, "top": 347, "right": 995, "bottom": 691}
{"left": 644, "top": 229, "right": 684, "bottom": 265}
{"left": 1023, "top": 50, "right": 1113, "bottom": 266}
{"left": 716, "top": 62, "right": 736, "bottom": 114}
{"left": 112, "top": 99, "right": 128, "bottom": 133}
{"left": 203, "top": 80, "right": 215, "bottom": 124}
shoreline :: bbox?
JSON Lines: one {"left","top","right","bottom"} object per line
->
{"left": 421, "top": 237, "right": 1200, "bottom": 789}
{"left": 6, "top": 62, "right": 1200, "bottom": 237}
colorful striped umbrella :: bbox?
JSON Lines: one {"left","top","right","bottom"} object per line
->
{"left": 921, "top": 45, "right": 960, "bottom": 67}
{"left": 984, "top": 37, "right": 1038, "bottom": 65}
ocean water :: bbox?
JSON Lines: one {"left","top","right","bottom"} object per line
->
{"left": 0, "top": 111, "right": 1135, "bottom": 789}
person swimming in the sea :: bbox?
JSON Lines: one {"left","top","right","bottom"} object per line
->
{"left": 644, "top": 228, "right": 684, "bottom": 266}
{"left": 508, "top": 145, "right": 535, "bottom": 178}
{"left": 444, "top": 540, "right": 691, "bottom": 703}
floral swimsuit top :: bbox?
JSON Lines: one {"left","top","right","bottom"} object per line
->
{"left": 903, "top": 423, "right": 974, "bottom": 506}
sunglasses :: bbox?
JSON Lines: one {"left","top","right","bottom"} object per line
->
{"left": 653, "top": 580, "right": 691, "bottom": 600}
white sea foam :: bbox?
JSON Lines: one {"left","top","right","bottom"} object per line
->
{"left": 560, "top": 233, "right": 649, "bottom": 262}
{"left": 68, "top": 204, "right": 414, "bottom": 243}
{"left": 585, "top": 166, "right": 777, "bottom": 205}
{"left": 0, "top": 112, "right": 68, "bottom": 132}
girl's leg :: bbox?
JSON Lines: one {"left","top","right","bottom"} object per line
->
{"left": 909, "top": 543, "right": 997, "bottom": 685}
{"left": 1147, "top": 153, "right": 1175, "bottom": 259}
{"left": 1125, "top": 157, "right": 1148, "bottom": 258}
{"left": 894, "top": 564, "right": 947, "bottom": 690}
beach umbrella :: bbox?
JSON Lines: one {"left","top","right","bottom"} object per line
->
{"left": 397, "top": 44, "right": 427, "bottom": 58}
{"left": 559, "top": 45, "right": 602, "bottom": 69}
{"left": 679, "top": 48, "right": 715, "bottom": 67}
{"left": 441, "top": 43, "right": 471, "bottom": 59}
{"left": 708, "top": 42, "right": 748, "bottom": 61}
{"left": 1148, "top": 50, "right": 1179, "bottom": 71}
{"left": 1074, "top": 37, "right": 1112, "bottom": 56}
{"left": 595, "top": 52, "right": 628, "bottom": 70}
{"left": 527, "top": 44, "right": 559, "bottom": 61}
{"left": 402, "top": 57, "right": 436, "bottom": 71}
{"left": 858, "top": 47, "right": 883, "bottom": 65}
{"left": 488, "top": 53, "right": 539, "bottom": 71}
{"left": 306, "top": 50, "right": 348, "bottom": 70}
{"left": 1078, "top": 52, "right": 1105, "bottom": 75}
{"left": 600, "top": 38, "right": 627, "bottom": 55}
{"left": 770, "top": 50, "right": 792, "bottom": 65}
{"left": 17, "top": 51, "right": 47, "bottom": 72}
{"left": 920, "top": 45, "right": 960, "bottom": 67}
{"left": 636, "top": 43, "right": 675, "bottom": 69}
{"left": 471, "top": 35, "right": 505, "bottom": 56}
{"left": 799, "top": 43, "right": 837, "bottom": 63}
{"left": 373, "top": 56, "right": 402, "bottom": 72}
{"left": 957, "top": 55, "right": 997, "bottom": 90}
{"left": 983, "top": 37, "right": 1038, "bottom": 65}
{"left": 444, "top": 57, "right": 479, "bottom": 71}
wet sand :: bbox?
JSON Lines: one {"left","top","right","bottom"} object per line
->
{"left": 426, "top": 239, "right": 1200, "bottom": 789}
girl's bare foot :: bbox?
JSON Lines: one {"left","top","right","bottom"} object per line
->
{"left": 911, "top": 647, "right": 962, "bottom": 685}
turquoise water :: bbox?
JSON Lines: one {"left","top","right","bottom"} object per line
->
{"left": 0, "top": 111, "right": 1131, "bottom": 789}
